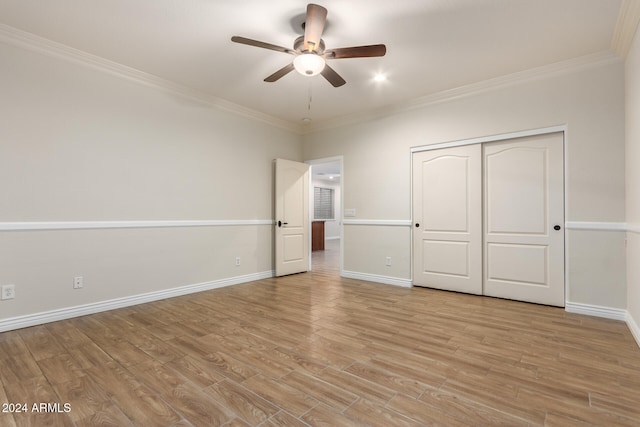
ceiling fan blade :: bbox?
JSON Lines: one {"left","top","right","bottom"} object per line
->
{"left": 303, "top": 4, "right": 327, "bottom": 52}
{"left": 231, "top": 36, "right": 295, "bottom": 55}
{"left": 325, "top": 44, "right": 387, "bottom": 59}
{"left": 264, "top": 63, "right": 296, "bottom": 82}
{"left": 321, "top": 64, "right": 346, "bottom": 87}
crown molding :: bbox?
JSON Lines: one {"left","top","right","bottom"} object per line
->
{"left": 612, "top": 0, "right": 640, "bottom": 59}
{"left": 303, "top": 50, "right": 621, "bottom": 135}
{"left": 0, "top": 24, "right": 303, "bottom": 134}
{"left": 0, "top": 22, "right": 625, "bottom": 137}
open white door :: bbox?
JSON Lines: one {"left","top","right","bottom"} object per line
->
{"left": 412, "top": 145, "right": 482, "bottom": 294}
{"left": 275, "top": 158, "right": 310, "bottom": 276}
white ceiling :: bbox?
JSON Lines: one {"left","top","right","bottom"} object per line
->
{"left": 0, "top": 0, "right": 626, "bottom": 128}
{"left": 312, "top": 161, "right": 341, "bottom": 183}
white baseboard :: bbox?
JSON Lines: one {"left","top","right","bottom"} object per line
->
{"left": 4, "top": 272, "right": 638, "bottom": 350}
{"left": 565, "top": 301, "right": 627, "bottom": 321}
{"left": 560, "top": 302, "right": 640, "bottom": 348}
{"left": 627, "top": 311, "right": 640, "bottom": 349}
{"left": 0, "top": 271, "right": 274, "bottom": 332}
{"left": 342, "top": 270, "right": 412, "bottom": 288}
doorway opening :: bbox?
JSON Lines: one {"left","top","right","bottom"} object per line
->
{"left": 307, "top": 156, "right": 343, "bottom": 274}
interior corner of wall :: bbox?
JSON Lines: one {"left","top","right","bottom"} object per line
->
{"left": 626, "top": 310, "right": 640, "bottom": 349}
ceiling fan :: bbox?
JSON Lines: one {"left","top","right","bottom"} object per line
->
{"left": 231, "top": 3, "right": 386, "bottom": 87}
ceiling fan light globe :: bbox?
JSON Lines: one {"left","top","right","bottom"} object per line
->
{"left": 293, "top": 53, "right": 325, "bottom": 76}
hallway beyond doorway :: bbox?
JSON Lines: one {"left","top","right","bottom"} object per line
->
{"left": 312, "top": 238, "right": 340, "bottom": 274}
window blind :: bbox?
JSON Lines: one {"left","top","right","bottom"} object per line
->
{"left": 314, "top": 187, "right": 334, "bottom": 220}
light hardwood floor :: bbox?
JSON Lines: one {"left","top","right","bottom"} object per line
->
{"left": 1, "top": 240, "right": 639, "bottom": 426}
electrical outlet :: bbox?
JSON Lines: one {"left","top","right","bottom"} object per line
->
{"left": 1, "top": 284, "right": 15, "bottom": 300}
{"left": 73, "top": 276, "right": 84, "bottom": 289}
{"left": 386, "top": 257, "right": 392, "bottom": 266}
{"left": 235, "top": 257, "right": 241, "bottom": 266}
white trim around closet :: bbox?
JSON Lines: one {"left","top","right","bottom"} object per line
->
{"left": 410, "top": 125, "right": 567, "bottom": 153}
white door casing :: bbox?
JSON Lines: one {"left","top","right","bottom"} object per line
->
{"left": 412, "top": 144, "right": 482, "bottom": 294}
{"left": 483, "top": 133, "right": 565, "bottom": 306}
{"left": 275, "top": 158, "right": 310, "bottom": 277}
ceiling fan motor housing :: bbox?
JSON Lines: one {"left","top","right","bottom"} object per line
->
{"left": 293, "top": 35, "right": 326, "bottom": 76}
{"left": 294, "top": 35, "right": 325, "bottom": 54}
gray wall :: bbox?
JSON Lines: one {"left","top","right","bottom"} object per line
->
{"left": 0, "top": 31, "right": 634, "bottom": 336}
{"left": 626, "top": 27, "right": 640, "bottom": 340}
{"left": 303, "top": 58, "right": 627, "bottom": 310}
{"left": 0, "top": 40, "right": 301, "bottom": 324}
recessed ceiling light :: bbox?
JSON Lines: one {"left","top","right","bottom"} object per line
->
{"left": 374, "top": 73, "right": 387, "bottom": 82}
{"left": 302, "top": 117, "right": 312, "bottom": 124}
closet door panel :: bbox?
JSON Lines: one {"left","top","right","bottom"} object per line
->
{"left": 412, "top": 145, "right": 482, "bottom": 294}
{"left": 483, "top": 133, "right": 565, "bottom": 307}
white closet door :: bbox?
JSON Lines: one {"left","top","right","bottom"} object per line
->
{"left": 483, "top": 133, "right": 565, "bottom": 307}
{"left": 412, "top": 145, "right": 482, "bottom": 294}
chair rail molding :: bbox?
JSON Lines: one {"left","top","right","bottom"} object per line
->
{"left": 342, "top": 219, "right": 412, "bottom": 227}
{"left": 0, "top": 219, "right": 274, "bottom": 232}
{"left": 564, "top": 221, "right": 628, "bottom": 232}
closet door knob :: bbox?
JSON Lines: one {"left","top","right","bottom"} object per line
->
{"left": 553, "top": 225, "right": 561, "bottom": 231}
{"left": 415, "top": 223, "right": 420, "bottom": 228}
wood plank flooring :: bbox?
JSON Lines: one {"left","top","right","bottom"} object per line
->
{"left": 1, "top": 240, "right": 640, "bottom": 426}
